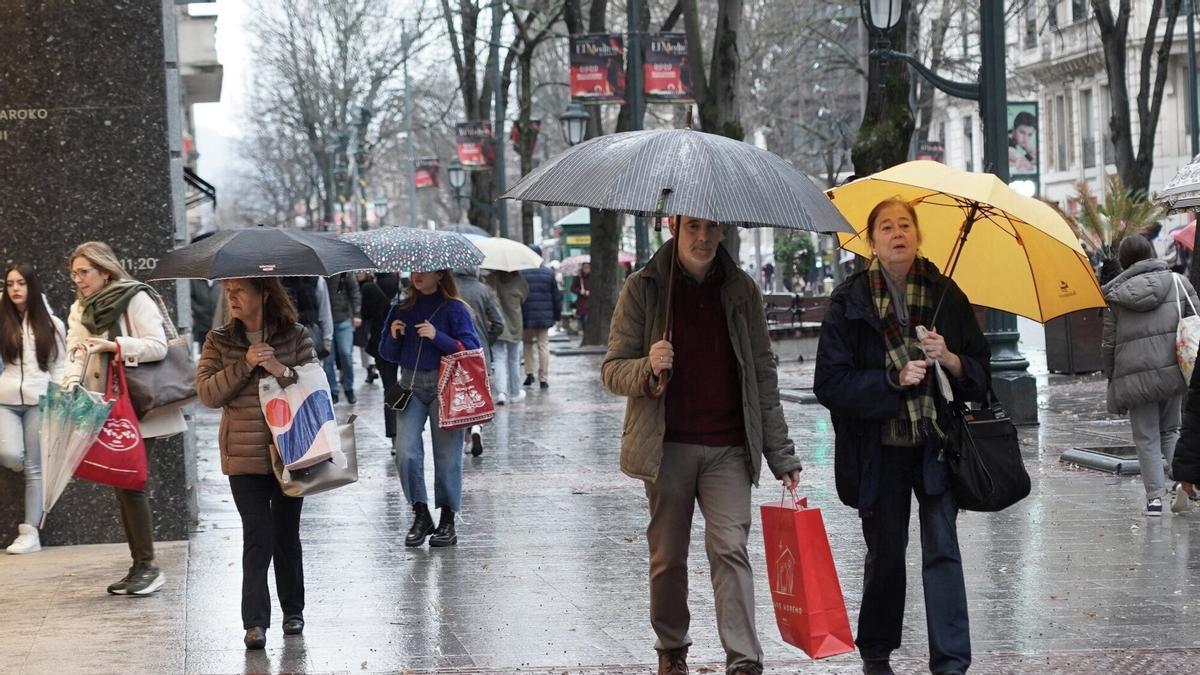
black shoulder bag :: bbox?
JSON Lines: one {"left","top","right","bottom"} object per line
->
{"left": 942, "top": 392, "right": 1031, "bottom": 512}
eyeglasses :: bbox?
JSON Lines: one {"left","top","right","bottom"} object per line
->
{"left": 69, "top": 268, "right": 96, "bottom": 280}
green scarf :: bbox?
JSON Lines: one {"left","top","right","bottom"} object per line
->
{"left": 868, "top": 256, "right": 943, "bottom": 445}
{"left": 80, "top": 279, "right": 156, "bottom": 338}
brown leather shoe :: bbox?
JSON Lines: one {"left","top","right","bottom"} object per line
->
{"left": 657, "top": 647, "right": 688, "bottom": 675}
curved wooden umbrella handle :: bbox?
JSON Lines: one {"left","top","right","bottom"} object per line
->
{"left": 644, "top": 369, "right": 671, "bottom": 399}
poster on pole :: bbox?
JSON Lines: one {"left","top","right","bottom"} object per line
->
{"left": 570, "top": 33, "right": 626, "bottom": 104}
{"left": 916, "top": 140, "right": 945, "bottom": 163}
{"left": 1006, "top": 101, "right": 1039, "bottom": 185}
{"left": 414, "top": 158, "right": 440, "bottom": 189}
{"left": 644, "top": 33, "right": 693, "bottom": 103}
{"left": 455, "top": 122, "right": 495, "bottom": 169}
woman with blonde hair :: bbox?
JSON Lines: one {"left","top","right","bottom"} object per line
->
{"left": 197, "top": 276, "right": 316, "bottom": 650}
{"left": 63, "top": 241, "right": 187, "bottom": 595}
{"left": 378, "top": 269, "right": 480, "bottom": 548}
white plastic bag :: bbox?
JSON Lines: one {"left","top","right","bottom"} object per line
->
{"left": 258, "top": 361, "right": 339, "bottom": 472}
{"left": 1173, "top": 274, "right": 1200, "bottom": 383}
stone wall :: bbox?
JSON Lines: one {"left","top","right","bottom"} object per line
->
{"left": 0, "top": 0, "right": 196, "bottom": 544}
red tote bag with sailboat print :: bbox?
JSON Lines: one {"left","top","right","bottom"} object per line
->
{"left": 76, "top": 349, "right": 148, "bottom": 491}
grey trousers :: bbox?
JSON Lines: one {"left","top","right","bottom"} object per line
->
{"left": 1129, "top": 395, "right": 1183, "bottom": 500}
{"left": 644, "top": 442, "right": 762, "bottom": 674}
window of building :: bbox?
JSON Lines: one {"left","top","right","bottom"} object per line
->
{"left": 1081, "top": 89, "right": 1096, "bottom": 169}
{"left": 1055, "top": 94, "right": 1068, "bottom": 169}
{"left": 963, "top": 116, "right": 975, "bottom": 171}
{"left": 1025, "top": 4, "right": 1038, "bottom": 48}
{"left": 1048, "top": 0, "right": 1058, "bottom": 29}
{"left": 1099, "top": 85, "right": 1114, "bottom": 165}
{"left": 1072, "top": 0, "right": 1087, "bottom": 22}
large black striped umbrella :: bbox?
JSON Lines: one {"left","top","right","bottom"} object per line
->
{"left": 501, "top": 128, "right": 853, "bottom": 234}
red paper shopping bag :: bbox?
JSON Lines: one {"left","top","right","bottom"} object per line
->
{"left": 76, "top": 350, "right": 148, "bottom": 491}
{"left": 437, "top": 345, "right": 495, "bottom": 430}
{"left": 760, "top": 494, "right": 854, "bottom": 659}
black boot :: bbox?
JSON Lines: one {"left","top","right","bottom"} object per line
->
{"left": 429, "top": 510, "right": 457, "bottom": 547}
{"left": 405, "top": 502, "right": 435, "bottom": 547}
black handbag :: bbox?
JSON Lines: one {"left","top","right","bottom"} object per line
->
{"left": 385, "top": 383, "right": 414, "bottom": 411}
{"left": 943, "top": 394, "right": 1031, "bottom": 512}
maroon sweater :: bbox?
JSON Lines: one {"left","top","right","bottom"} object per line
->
{"left": 664, "top": 261, "right": 745, "bottom": 446}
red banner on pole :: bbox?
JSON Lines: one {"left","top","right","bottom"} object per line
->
{"left": 414, "top": 157, "right": 440, "bottom": 189}
{"left": 455, "top": 122, "right": 495, "bottom": 169}
{"left": 644, "top": 33, "right": 692, "bottom": 103}
{"left": 570, "top": 33, "right": 625, "bottom": 104}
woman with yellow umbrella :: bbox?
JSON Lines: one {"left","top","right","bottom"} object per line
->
{"left": 814, "top": 198, "right": 991, "bottom": 675}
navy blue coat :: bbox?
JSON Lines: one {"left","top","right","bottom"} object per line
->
{"left": 520, "top": 265, "right": 561, "bottom": 329}
{"left": 813, "top": 268, "right": 991, "bottom": 515}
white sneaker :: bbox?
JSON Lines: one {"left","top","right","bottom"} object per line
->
{"left": 513, "top": 390, "right": 527, "bottom": 403}
{"left": 7, "top": 524, "right": 41, "bottom": 554}
{"left": 1173, "top": 488, "right": 1191, "bottom": 513}
{"left": 495, "top": 393, "right": 507, "bottom": 406}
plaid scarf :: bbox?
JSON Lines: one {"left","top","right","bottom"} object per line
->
{"left": 869, "top": 256, "right": 943, "bottom": 445}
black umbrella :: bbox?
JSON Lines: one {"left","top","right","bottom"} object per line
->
{"left": 437, "top": 222, "right": 491, "bottom": 238}
{"left": 147, "top": 227, "right": 375, "bottom": 281}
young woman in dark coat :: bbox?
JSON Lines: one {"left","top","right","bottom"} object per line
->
{"left": 814, "top": 199, "right": 991, "bottom": 675}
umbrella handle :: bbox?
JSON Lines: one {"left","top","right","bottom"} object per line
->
{"left": 644, "top": 368, "right": 671, "bottom": 399}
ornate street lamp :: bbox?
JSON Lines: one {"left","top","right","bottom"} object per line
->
{"left": 374, "top": 196, "right": 389, "bottom": 228}
{"left": 447, "top": 158, "right": 466, "bottom": 193}
{"left": 861, "top": 0, "right": 905, "bottom": 38}
{"left": 558, "top": 103, "right": 590, "bottom": 147}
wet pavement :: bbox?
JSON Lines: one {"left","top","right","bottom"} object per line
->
{"left": 5, "top": 336, "right": 1200, "bottom": 673}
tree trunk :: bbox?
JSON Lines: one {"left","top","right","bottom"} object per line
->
{"left": 852, "top": 14, "right": 914, "bottom": 175}
{"left": 518, "top": 51, "right": 536, "bottom": 244}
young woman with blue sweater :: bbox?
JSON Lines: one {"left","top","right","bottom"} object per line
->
{"left": 378, "top": 269, "right": 480, "bottom": 548}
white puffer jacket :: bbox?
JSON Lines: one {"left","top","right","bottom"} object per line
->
{"left": 0, "top": 310, "right": 66, "bottom": 406}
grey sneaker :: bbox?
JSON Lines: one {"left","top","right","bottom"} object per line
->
{"left": 1146, "top": 498, "right": 1164, "bottom": 516}
{"left": 107, "top": 564, "right": 141, "bottom": 595}
{"left": 126, "top": 565, "right": 166, "bottom": 595}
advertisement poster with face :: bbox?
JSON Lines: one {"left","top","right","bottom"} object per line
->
{"left": 1007, "top": 101, "right": 1039, "bottom": 180}
{"left": 414, "top": 158, "right": 440, "bottom": 189}
{"left": 645, "top": 33, "right": 693, "bottom": 103}
{"left": 455, "top": 122, "right": 495, "bottom": 169}
{"left": 570, "top": 33, "right": 626, "bottom": 103}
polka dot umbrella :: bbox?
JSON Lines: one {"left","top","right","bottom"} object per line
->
{"left": 340, "top": 227, "right": 484, "bottom": 273}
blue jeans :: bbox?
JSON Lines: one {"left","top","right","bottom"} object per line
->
{"left": 0, "top": 404, "right": 44, "bottom": 527}
{"left": 493, "top": 339, "right": 522, "bottom": 397}
{"left": 323, "top": 319, "right": 355, "bottom": 394}
{"left": 857, "top": 445, "right": 970, "bottom": 673}
{"left": 393, "top": 368, "right": 465, "bottom": 512}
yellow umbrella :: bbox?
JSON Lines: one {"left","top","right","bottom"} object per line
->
{"left": 826, "top": 161, "right": 1104, "bottom": 322}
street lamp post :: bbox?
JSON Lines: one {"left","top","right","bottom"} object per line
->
{"left": 861, "top": 0, "right": 1037, "bottom": 424}
{"left": 447, "top": 158, "right": 467, "bottom": 219}
{"left": 559, "top": 103, "right": 590, "bottom": 147}
{"left": 374, "top": 196, "right": 389, "bottom": 229}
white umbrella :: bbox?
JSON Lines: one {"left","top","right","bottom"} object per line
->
{"left": 1155, "top": 153, "right": 1200, "bottom": 213}
{"left": 466, "top": 235, "right": 543, "bottom": 272}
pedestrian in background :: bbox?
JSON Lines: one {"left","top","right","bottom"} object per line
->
{"left": 281, "top": 277, "right": 332, "bottom": 362}
{"left": 360, "top": 272, "right": 400, "bottom": 438}
{"left": 0, "top": 263, "right": 65, "bottom": 554}
{"left": 323, "top": 272, "right": 361, "bottom": 405}
{"left": 454, "top": 267, "right": 504, "bottom": 456}
{"left": 63, "top": 241, "right": 187, "bottom": 596}
{"left": 486, "top": 269, "right": 528, "bottom": 405}
{"left": 196, "top": 277, "right": 316, "bottom": 651}
{"left": 1102, "top": 234, "right": 1198, "bottom": 516}
{"left": 571, "top": 262, "right": 591, "bottom": 334}
{"left": 602, "top": 216, "right": 802, "bottom": 675}
{"left": 520, "top": 245, "right": 561, "bottom": 390}
{"left": 189, "top": 231, "right": 219, "bottom": 350}
{"left": 814, "top": 199, "right": 990, "bottom": 675}
{"left": 379, "top": 270, "right": 480, "bottom": 548}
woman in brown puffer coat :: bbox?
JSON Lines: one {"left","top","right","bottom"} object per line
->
{"left": 196, "top": 277, "right": 316, "bottom": 651}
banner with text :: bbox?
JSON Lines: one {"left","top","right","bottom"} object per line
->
{"left": 415, "top": 158, "right": 440, "bottom": 189}
{"left": 570, "top": 33, "right": 626, "bottom": 104}
{"left": 644, "top": 33, "right": 692, "bottom": 103}
{"left": 455, "top": 122, "right": 495, "bottom": 169}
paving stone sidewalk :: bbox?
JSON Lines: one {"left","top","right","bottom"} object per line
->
{"left": 4, "top": 341, "right": 1200, "bottom": 674}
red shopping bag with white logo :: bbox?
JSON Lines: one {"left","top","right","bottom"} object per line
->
{"left": 437, "top": 344, "right": 495, "bottom": 430}
{"left": 76, "top": 349, "right": 148, "bottom": 491}
{"left": 760, "top": 492, "right": 854, "bottom": 659}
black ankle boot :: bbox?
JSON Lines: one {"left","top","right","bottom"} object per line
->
{"left": 405, "top": 502, "right": 435, "bottom": 547}
{"left": 429, "top": 510, "right": 457, "bottom": 547}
